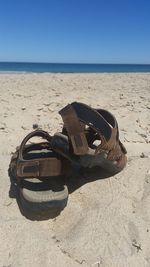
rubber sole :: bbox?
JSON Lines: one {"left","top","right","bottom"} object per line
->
{"left": 9, "top": 147, "right": 69, "bottom": 218}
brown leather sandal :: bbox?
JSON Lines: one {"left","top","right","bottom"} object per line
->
{"left": 52, "top": 102, "right": 127, "bottom": 174}
{"left": 9, "top": 129, "right": 70, "bottom": 214}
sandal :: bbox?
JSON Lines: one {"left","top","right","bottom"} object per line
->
{"left": 52, "top": 102, "right": 127, "bottom": 174}
{"left": 9, "top": 129, "right": 70, "bottom": 215}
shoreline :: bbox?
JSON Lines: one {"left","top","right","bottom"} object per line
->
{"left": 1, "top": 63, "right": 150, "bottom": 74}
{"left": 0, "top": 71, "right": 150, "bottom": 74}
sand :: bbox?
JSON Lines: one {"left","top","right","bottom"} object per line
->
{"left": 0, "top": 73, "right": 150, "bottom": 267}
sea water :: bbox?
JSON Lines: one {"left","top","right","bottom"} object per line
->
{"left": 0, "top": 62, "right": 150, "bottom": 73}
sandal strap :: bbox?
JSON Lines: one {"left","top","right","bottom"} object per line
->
{"left": 59, "top": 102, "right": 119, "bottom": 155}
{"left": 18, "top": 129, "right": 52, "bottom": 161}
{"left": 17, "top": 157, "right": 67, "bottom": 178}
{"left": 16, "top": 130, "right": 70, "bottom": 179}
{"left": 59, "top": 104, "right": 89, "bottom": 155}
{"left": 71, "top": 102, "right": 113, "bottom": 140}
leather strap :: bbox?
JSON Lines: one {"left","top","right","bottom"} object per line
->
{"left": 16, "top": 130, "right": 70, "bottom": 179}
{"left": 59, "top": 102, "right": 119, "bottom": 155}
{"left": 71, "top": 102, "right": 113, "bottom": 140}
{"left": 96, "top": 109, "right": 119, "bottom": 140}
{"left": 17, "top": 157, "right": 64, "bottom": 178}
{"left": 18, "top": 130, "right": 52, "bottom": 161}
{"left": 59, "top": 104, "right": 89, "bottom": 155}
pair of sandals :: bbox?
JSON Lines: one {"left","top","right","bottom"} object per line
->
{"left": 9, "top": 102, "right": 127, "bottom": 216}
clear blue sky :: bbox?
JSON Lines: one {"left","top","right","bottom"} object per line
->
{"left": 0, "top": 0, "right": 150, "bottom": 63}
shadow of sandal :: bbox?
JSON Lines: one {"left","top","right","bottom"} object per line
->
{"left": 65, "top": 164, "right": 114, "bottom": 194}
{"left": 8, "top": 163, "right": 114, "bottom": 221}
{"left": 8, "top": 167, "right": 68, "bottom": 221}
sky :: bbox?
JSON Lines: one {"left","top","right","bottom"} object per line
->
{"left": 0, "top": 0, "right": 150, "bottom": 63}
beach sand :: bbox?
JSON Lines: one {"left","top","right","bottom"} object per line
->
{"left": 0, "top": 73, "right": 150, "bottom": 267}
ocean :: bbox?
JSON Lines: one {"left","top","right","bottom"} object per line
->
{"left": 0, "top": 62, "right": 150, "bottom": 73}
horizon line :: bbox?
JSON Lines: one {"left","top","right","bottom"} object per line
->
{"left": 0, "top": 61, "right": 150, "bottom": 65}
